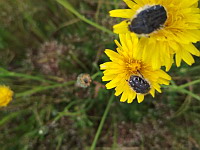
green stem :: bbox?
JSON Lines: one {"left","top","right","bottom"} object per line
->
{"left": 56, "top": 0, "right": 115, "bottom": 35}
{"left": 0, "top": 68, "right": 55, "bottom": 84}
{"left": 178, "top": 79, "right": 200, "bottom": 89}
{"left": 0, "top": 109, "right": 27, "bottom": 126}
{"left": 56, "top": 133, "right": 64, "bottom": 150}
{"left": 178, "top": 88, "right": 200, "bottom": 101}
{"left": 90, "top": 94, "right": 114, "bottom": 150}
{"left": 52, "top": 99, "right": 92, "bottom": 123}
{"left": 91, "top": 71, "right": 102, "bottom": 80}
{"left": 15, "top": 81, "right": 75, "bottom": 98}
{"left": 53, "top": 111, "right": 83, "bottom": 123}
{"left": 172, "top": 95, "right": 191, "bottom": 118}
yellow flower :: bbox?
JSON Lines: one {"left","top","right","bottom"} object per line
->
{"left": 100, "top": 34, "right": 171, "bottom": 103}
{"left": 0, "top": 85, "right": 13, "bottom": 107}
{"left": 110, "top": 0, "right": 200, "bottom": 70}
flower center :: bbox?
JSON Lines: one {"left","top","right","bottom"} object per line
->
{"left": 126, "top": 59, "right": 142, "bottom": 74}
{"left": 129, "top": 5, "right": 167, "bottom": 35}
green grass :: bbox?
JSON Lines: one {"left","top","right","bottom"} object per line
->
{"left": 0, "top": 0, "right": 200, "bottom": 149}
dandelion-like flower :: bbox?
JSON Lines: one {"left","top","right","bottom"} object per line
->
{"left": 0, "top": 85, "right": 13, "bottom": 107}
{"left": 110, "top": 0, "right": 200, "bottom": 70}
{"left": 100, "top": 34, "right": 171, "bottom": 103}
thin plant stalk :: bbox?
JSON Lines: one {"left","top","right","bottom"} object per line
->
{"left": 90, "top": 94, "right": 114, "bottom": 150}
{"left": 56, "top": 0, "right": 115, "bottom": 35}
{"left": 15, "top": 81, "right": 75, "bottom": 98}
{"left": 0, "top": 67, "right": 55, "bottom": 84}
{"left": 178, "top": 79, "right": 200, "bottom": 89}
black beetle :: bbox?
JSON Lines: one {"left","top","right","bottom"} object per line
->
{"left": 129, "top": 75, "right": 150, "bottom": 94}
{"left": 129, "top": 5, "right": 167, "bottom": 34}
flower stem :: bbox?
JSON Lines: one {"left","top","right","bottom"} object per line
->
{"left": 178, "top": 88, "right": 200, "bottom": 101}
{"left": 178, "top": 79, "right": 200, "bottom": 89}
{"left": 15, "top": 81, "right": 75, "bottom": 98}
{"left": 56, "top": 0, "right": 115, "bottom": 35}
{"left": 0, "top": 67, "right": 55, "bottom": 84}
{"left": 90, "top": 94, "right": 114, "bottom": 150}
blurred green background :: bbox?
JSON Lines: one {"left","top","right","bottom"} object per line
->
{"left": 0, "top": 0, "right": 200, "bottom": 149}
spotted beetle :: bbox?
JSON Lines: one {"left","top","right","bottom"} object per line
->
{"left": 129, "top": 5, "right": 167, "bottom": 34}
{"left": 129, "top": 75, "right": 150, "bottom": 94}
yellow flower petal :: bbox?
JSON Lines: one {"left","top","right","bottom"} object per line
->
{"left": 179, "top": 0, "right": 199, "bottom": 7}
{"left": 127, "top": 89, "right": 136, "bottom": 103}
{"left": 155, "top": 70, "right": 172, "bottom": 80}
{"left": 137, "top": 94, "right": 144, "bottom": 103}
{"left": 176, "top": 50, "right": 182, "bottom": 67}
{"left": 120, "top": 86, "right": 130, "bottom": 102}
{"left": 109, "top": 9, "right": 135, "bottom": 18}
{"left": 157, "top": 78, "right": 170, "bottom": 85}
{"left": 150, "top": 88, "right": 155, "bottom": 97}
{"left": 152, "top": 83, "right": 161, "bottom": 93}
{"left": 182, "top": 43, "right": 200, "bottom": 56}
{"left": 115, "top": 80, "right": 127, "bottom": 96}
{"left": 102, "top": 74, "right": 116, "bottom": 81}
{"left": 104, "top": 49, "right": 123, "bottom": 62}
{"left": 181, "top": 49, "right": 195, "bottom": 65}
{"left": 0, "top": 85, "right": 13, "bottom": 107}
{"left": 113, "top": 21, "right": 129, "bottom": 34}
{"left": 106, "top": 74, "right": 125, "bottom": 89}
{"left": 123, "top": 0, "right": 138, "bottom": 10}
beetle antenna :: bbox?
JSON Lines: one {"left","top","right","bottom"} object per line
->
{"left": 137, "top": 70, "right": 144, "bottom": 78}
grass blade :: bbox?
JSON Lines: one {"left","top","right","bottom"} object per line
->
{"left": 56, "top": 0, "right": 115, "bottom": 35}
